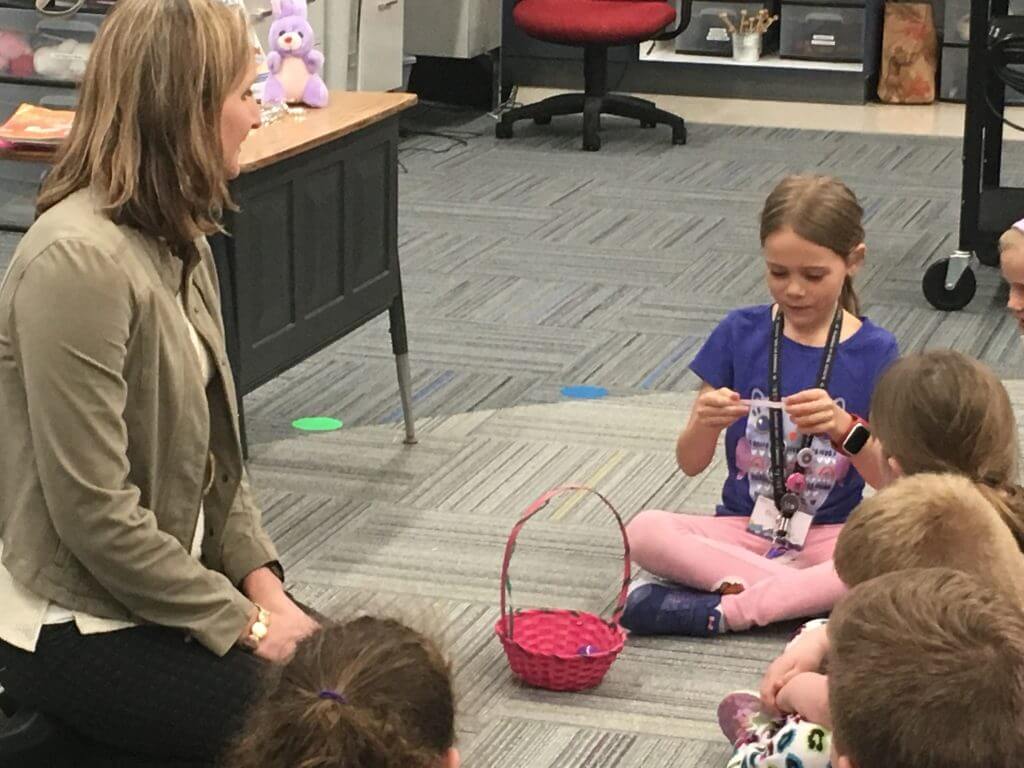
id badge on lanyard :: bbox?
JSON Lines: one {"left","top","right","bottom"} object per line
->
{"left": 746, "top": 305, "right": 842, "bottom": 558}
{"left": 749, "top": 496, "right": 814, "bottom": 554}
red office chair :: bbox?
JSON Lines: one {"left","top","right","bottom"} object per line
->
{"left": 497, "top": 0, "right": 691, "bottom": 151}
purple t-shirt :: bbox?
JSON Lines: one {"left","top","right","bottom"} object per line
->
{"left": 690, "top": 305, "right": 899, "bottom": 526}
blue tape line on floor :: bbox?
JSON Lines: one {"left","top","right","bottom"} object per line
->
{"left": 561, "top": 385, "right": 608, "bottom": 400}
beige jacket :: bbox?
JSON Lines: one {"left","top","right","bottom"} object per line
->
{"left": 0, "top": 189, "right": 280, "bottom": 656}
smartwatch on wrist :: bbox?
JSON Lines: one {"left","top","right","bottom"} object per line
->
{"left": 834, "top": 416, "right": 871, "bottom": 456}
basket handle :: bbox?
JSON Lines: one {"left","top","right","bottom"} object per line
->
{"left": 499, "top": 484, "right": 631, "bottom": 641}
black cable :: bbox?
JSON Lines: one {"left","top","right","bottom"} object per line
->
{"left": 985, "top": 33, "right": 1024, "bottom": 131}
{"left": 985, "top": 87, "right": 1024, "bottom": 132}
{"left": 397, "top": 129, "right": 481, "bottom": 166}
{"left": 403, "top": 129, "right": 482, "bottom": 141}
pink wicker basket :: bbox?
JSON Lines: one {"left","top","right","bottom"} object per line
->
{"left": 494, "top": 485, "right": 630, "bottom": 692}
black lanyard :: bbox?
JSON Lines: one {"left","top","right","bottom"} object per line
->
{"left": 768, "top": 305, "right": 843, "bottom": 513}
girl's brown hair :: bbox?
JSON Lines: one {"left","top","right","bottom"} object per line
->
{"left": 36, "top": 0, "right": 251, "bottom": 253}
{"left": 760, "top": 174, "right": 865, "bottom": 316}
{"left": 224, "top": 617, "right": 455, "bottom": 768}
{"left": 870, "top": 349, "right": 1024, "bottom": 548}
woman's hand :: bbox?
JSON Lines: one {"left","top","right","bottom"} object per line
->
{"left": 692, "top": 387, "right": 750, "bottom": 433}
{"left": 252, "top": 598, "right": 319, "bottom": 663}
{"left": 775, "top": 672, "right": 832, "bottom": 728}
{"left": 760, "top": 625, "right": 830, "bottom": 713}
{"left": 783, "top": 389, "right": 852, "bottom": 442}
{"left": 240, "top": 565, "right": 319, "bottom": 662}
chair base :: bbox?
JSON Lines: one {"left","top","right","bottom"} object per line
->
{"left": 495, "top": 44, "right": 686, "bottom": 151}
{"left": 496, "top": 92, "right": 686, "bottom": 151}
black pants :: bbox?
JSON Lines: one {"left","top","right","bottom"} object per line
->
{"left": 0, "top": 622, "right": 267, "bottom": 767}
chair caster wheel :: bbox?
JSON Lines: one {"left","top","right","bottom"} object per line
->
{"left": 534, "top": 116, "right": 552, "bottom": 125}
{"left": 495, "top": 122, "right": 513, "bottom": 139}
{"left": 583, "top": 135, "right": 601, "bottom": 151}
{"left": 672, "top": 125, "right": 687, "bottom": 145}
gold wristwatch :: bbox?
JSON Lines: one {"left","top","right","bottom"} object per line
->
{"left": 244, "top": 604, "right": 271, "bottom": 649}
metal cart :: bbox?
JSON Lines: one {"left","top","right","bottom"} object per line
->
{"left": 923, "top": 0, "right": 1024, "bottom": 310}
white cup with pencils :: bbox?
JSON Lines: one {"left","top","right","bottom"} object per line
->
{"left": 719, "top": 8, "right": 778, "bottom": 63}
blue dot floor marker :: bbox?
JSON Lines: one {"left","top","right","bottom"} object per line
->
{"left": 561, "top": 385, "right": 608, "bottom": 400}
{"left": 292, "top": 417, "right": 344, "bottom": 432}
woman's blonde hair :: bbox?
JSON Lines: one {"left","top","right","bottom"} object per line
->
{"left": 870, "top": 350, "right": 1024, "bottom": 548}
{"left": 760, "top": 175, "right": 865, "bottom": 316}
{"left": 37, "top": 0, "right": 252, "bottom": 253}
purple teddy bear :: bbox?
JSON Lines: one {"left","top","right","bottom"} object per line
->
{"left": 263, "top": 0, "right": 328, "bottom": 108}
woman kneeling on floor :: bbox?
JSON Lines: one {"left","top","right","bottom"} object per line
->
{"left": 0, "top": 1, "right": 318, "bottom": 764}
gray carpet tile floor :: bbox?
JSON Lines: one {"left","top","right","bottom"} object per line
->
{"left": 250, "top": 114, "right": 1024, "bottom": 441}
{"left": 2, "top": 113, "right": 1024, "bottom": 766}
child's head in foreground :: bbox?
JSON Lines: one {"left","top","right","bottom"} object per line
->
{"left": 828, "top": 567, "right": 1024, "bottom": 768}
{"left": 834, "top": 472, "right": 1024, "bottom": 599}
{"left": 224, "top": 616, "right": 458, "bottom": 768}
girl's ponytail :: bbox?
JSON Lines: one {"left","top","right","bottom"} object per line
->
{"left": 224, "top": 618, "right": 455, "bottom": 768}
{"left": 975, "top": 481, "right": 1024, "bottom": 552}
{"left": 840, "top": 274, "right": 860, "bottom": 317}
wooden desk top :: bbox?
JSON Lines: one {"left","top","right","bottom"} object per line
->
{"left": 0, "top": 91, "right": 418, "bottom": 172}
{"left": 240, "top": 91, "right": 417, "bottom": 172}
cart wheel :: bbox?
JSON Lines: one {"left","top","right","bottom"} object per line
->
{"left": 922, "top": 258, "right": 977, "bottom": 311}
{"left": 495, "top": 122, "right": 514, "bottom": 140}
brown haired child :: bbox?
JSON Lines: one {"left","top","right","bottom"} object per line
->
{"left": 623, "top": 174, "right": 899, "bottom": 637}
{"left": 223, "top": 616, "right": 458, "bottom": 768}
{"left": 829, "top": 568, "right": 1024, "bottom": 768}
{"left": 869, "top": 349, "right": 1024, "bottom": 546}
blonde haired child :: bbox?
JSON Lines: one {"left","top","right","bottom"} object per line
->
{"left": 999, "top": 220, "right": 1024, "bottom": 334}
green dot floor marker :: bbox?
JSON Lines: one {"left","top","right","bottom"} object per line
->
{"left": 291, "top": 417, "right": 343, "bottom": 432}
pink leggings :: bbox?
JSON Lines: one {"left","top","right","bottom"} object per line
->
{"left": 625, "top": 511, "right": 846, "bottom": 631}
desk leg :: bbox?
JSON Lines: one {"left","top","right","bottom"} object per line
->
{"left": 490, "top": 47, "right": 502, "bottom": 112}
{"left": 389, "top": 294, "right": 417, "bottom": 445}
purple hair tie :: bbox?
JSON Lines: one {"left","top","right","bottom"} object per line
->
{"left": 318, "top": 690, "right": 347, "bottom": 704}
